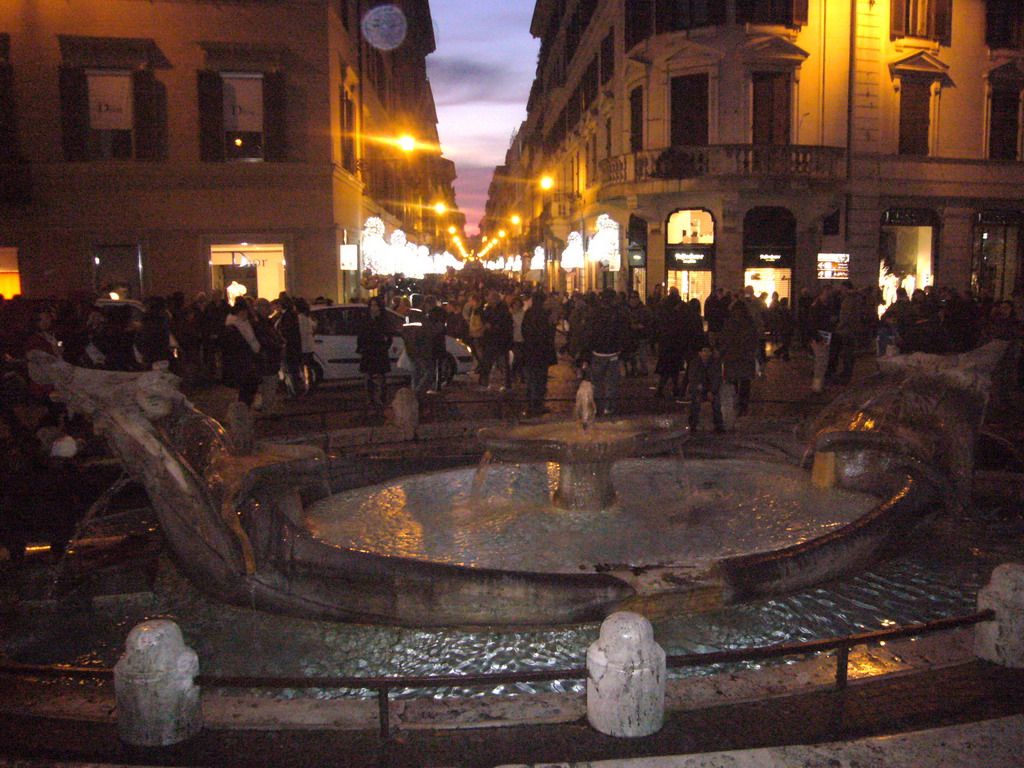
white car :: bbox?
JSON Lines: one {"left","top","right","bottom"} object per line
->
{"left": 308, "top": 303, "right": 473, "bottom": 387}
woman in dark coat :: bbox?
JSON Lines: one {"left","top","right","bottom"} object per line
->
{"left": 221, "top": 299, "right": 261, "bottom": 407}
{"left": 654, "top": 292, "right": 688, "bottom": 397}
{"left": 520, "top": 291, "right": 557, "bottom": 416}
{"left": 718, "top": 298, "right": 760, "bottom": 417}
{"left": 357, "top": 296, "right": 392, "bottom": 407}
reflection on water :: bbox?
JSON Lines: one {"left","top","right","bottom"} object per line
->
{"left": 8, "top": 510, "right": 1021, "bottom": 700}
{"left": 304, "top": 459, "right": 876, "bottom": 572}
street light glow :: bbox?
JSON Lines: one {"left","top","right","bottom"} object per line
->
{"left": 433, "top": 202, "right": 447, "bottom": 215}
{"left": 398, "top": 135, "right": 416, "bottom": 153}
{"left": 540, "top": 175, "right": 554, "bottom": 190}
{"left": 510, "top": 215, "right": 521, "bottom": 225}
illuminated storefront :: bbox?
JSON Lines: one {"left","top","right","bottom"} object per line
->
{"left": 743, "top": 208, "right": 794, "bottom": 302}
{"left": 879, "top": 209, "right": 936, "bottom": 309}
{"left": 210, "top": 243, "right": 286, "bottom": 302}
{"left": 627, "top": 215, "right": 647, "bottom": 296}
{"left": 0, "top": 247, "right": 21, "bottom": 298}
{"left": 665, "top": 209, "right": 714, "bottom": 305}
{"left": 972, "top": 211, "right": 1022, "bottom": 302}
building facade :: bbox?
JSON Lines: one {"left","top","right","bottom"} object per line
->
{"left": 0, "top": 0, "right": 457, "bottom": 302}
{"left": 484, "top": 0, "right": 1024, "bottom": 309}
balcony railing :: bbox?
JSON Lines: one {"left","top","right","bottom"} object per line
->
{"left": 598, "top": 145, "right": 847, "bottom": 186}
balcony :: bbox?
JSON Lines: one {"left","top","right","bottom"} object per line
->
{"left": 598, "top": 145, "right": 847, "bottom": 187}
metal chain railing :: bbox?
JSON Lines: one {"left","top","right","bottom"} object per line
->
{"left": 0, "top": 609, "right": 994, "bottom": 741}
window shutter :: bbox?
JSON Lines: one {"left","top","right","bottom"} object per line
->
{"left": 59, "top": 66, "right": 90, "bottom": 161}
{"left": 263, "top": 71, "right": 287, "bottom": 162}
{"left": 934, "top": 0, "right": 952, "bottom": 46}
{"left": 0, "top": 62, "right": 16, "bottom": 161}
{"left": 891, "top": 0, "right": 907, "bottom": 38}
{"left": 132, "top": 69, "right": 165, "bottom": 161}
{"left": 898, "top": 79, "right": 931, "bottom": 156}
{"left": 197, "top": 69, "right": 224, "bottom": 162}
{"left": 792, "top": 0, "right": 809, "bottom": 26}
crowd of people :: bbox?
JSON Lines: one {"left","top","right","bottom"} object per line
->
{"left": 1, "top": 275, "right": 1022, "bottom": 435}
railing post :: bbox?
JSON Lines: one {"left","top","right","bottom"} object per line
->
{"left": 835, "top": 644, "right": 849, "bottom": 690}
{"left": 378, "top": 685, "right": 390, "bottom": 741}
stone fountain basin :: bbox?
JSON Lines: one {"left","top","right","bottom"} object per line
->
{"left": 294, "top": 455, "right": 940, "bottom": 626}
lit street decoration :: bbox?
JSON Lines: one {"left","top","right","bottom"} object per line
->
{"left": 531, "top": 246, "right": 546, "bottom": 271}
{"left": 586, "top": 214, "right": 621, "bottom": 271}
{"left": 361, "top": 217, "right": 388, "bottom": 274}
{"left": 561, "top": 231, "right": 585, "bottom": 270}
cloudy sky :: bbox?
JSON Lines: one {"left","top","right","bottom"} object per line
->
{"left": 427, "top": 1, "right": 539, "bottom": 234}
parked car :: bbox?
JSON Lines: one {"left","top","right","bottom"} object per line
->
{"left": 309, "top": 303, "right": 473, "bottom": 389}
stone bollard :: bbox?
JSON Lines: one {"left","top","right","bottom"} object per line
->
{"left": 114, "top": 619, "right": 202, "bottom": 746}
{"left": 390, "top": 387, "right": 419, "bottom": 433}
{"left": 975, "top": 563, "right": 1024, "bottom": 668}
{"left": 587, "top": 611, "right": 665, "bottom": 737}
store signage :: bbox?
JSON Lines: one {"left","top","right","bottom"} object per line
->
{"left": 673, "top": 251, "right": 705, "bottom": 264}
{"left": 231, "top": 252, "right": 267, "bottom": 268}
{"left": 339, "top": 244, "right": 359, "bottom": 271}
{"left": 760, "top": 253, "right": 782, "bottom": 261}
{"left": 817, "top": 253, "right": 850, "bottom": 280}
{"left": 628, "top": 249, "right": 646, "bottom": 267}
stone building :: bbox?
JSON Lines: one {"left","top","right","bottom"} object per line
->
{"left": 0, "top": 0, "right": 457, "bottom": 302}
{"left": 484, "top": 0, "right": 1024, "bottom": 308}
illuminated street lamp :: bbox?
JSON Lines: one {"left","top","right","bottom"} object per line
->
{"left": 433, "top": 202, "right": 447, "bottom": 215}
{"left": 397, "top": 134, "right": 416, "bottom": 153}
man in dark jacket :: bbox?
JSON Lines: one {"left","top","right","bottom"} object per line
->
{"left": 479, "top": 290, "right": 513, "bottom": 389}
{"left": 580, "top": 289, "right": 628, "bottom": 416}
{"left": 520, "top": 291, "right": 557, "bottom": 415}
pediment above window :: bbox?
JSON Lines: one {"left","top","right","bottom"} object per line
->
{"left": 58, "top": 35, "right": 170, "bottom": 70}
{"left": 987, "top": 60, "right": 1024, "bottom": 89}
{"left": 889, "top": 51, "right": 953, "bottom": 87}
{"left": 741, "top": 35, "right": 809, "bottom": 68}
{"left": 664, "top": 39, "right": 725, "bottom": 67}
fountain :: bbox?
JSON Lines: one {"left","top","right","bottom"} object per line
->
{"left": 23, "top": 341, "right": 1009, "bottom": 630}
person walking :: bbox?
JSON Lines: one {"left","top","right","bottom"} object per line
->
{"left": 520, "top": 290, "right": 557, "bottom": 416}
{"left": 653, "top": 291, "right": 688, "bottom": 397}
{"left": 580, "top": 288, "right": 628, "bottom": 416}
{"left": 276, "top": 296, "right": 304, "bottom": 396}
{"left": 221, "top": 299, "right": 261, "bottom": 407}
{"left": 718, "top": 298, "right": 760, "bottom": 417}
{"left": 252, "top": 298, "right": 285, "bottom": 415}
{"left": 357, "top": 296, "right": 392, "bottom": 407}
{"left": 479, "top": 290, "right": 513, "bottom": 389}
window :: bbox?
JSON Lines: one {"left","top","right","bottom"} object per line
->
{"left": 987, "top": 0, "right": 1024, "bottom": 50}
{"left": 751, "top": 71, "right": 790, "bottom": 145}
{"left": 198, "top": 70, "right": 287, "bottom": 162}
{"left": 890, "top": 0, "right": 952, "bottom": 45}
{"left": 972, "top": 212, "right": 1022, "bottom": 301}
{"left": 625, "top": 0, "right": 654, "bottom": 51}
{"left": 670, "top": 73, "right": 709, "bottom": 146}
{"left": 629, "top": 86, "right": 644, "bottom": 153}
{"left": 340, "top": 87, "right": 356, "bottom": 172}
{"left": 898, "top": 79, "right": 931, "bottom": 156}
{"left": 735, "top": 0, "right": 808, "bottom": 26}
{"left": 600, "top": 31, "right": 614, "bottom": 86}
{"left": 989, "top": 87, "right": 1021, "bottom": 161}
{"left": 60, "top": 67, "right": 166, "bottom": 161}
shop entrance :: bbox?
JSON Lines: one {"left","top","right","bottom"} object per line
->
{"left": 879, "top": 209, "right": 936, "bottom": 310}
{"left": 211, "top": 243, "right": 286, "bottom": 302}
{"left": 0, "top": 247, "right": 21, "bottom": 298}
{"left": 665, "top": 209, "right": 715, "bottom": 305}
{"left": 743, "top": 207, "right": 795, "bottom": 302}
{"left": 972, "top": 211, "right": 1021, "bottom": 302}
